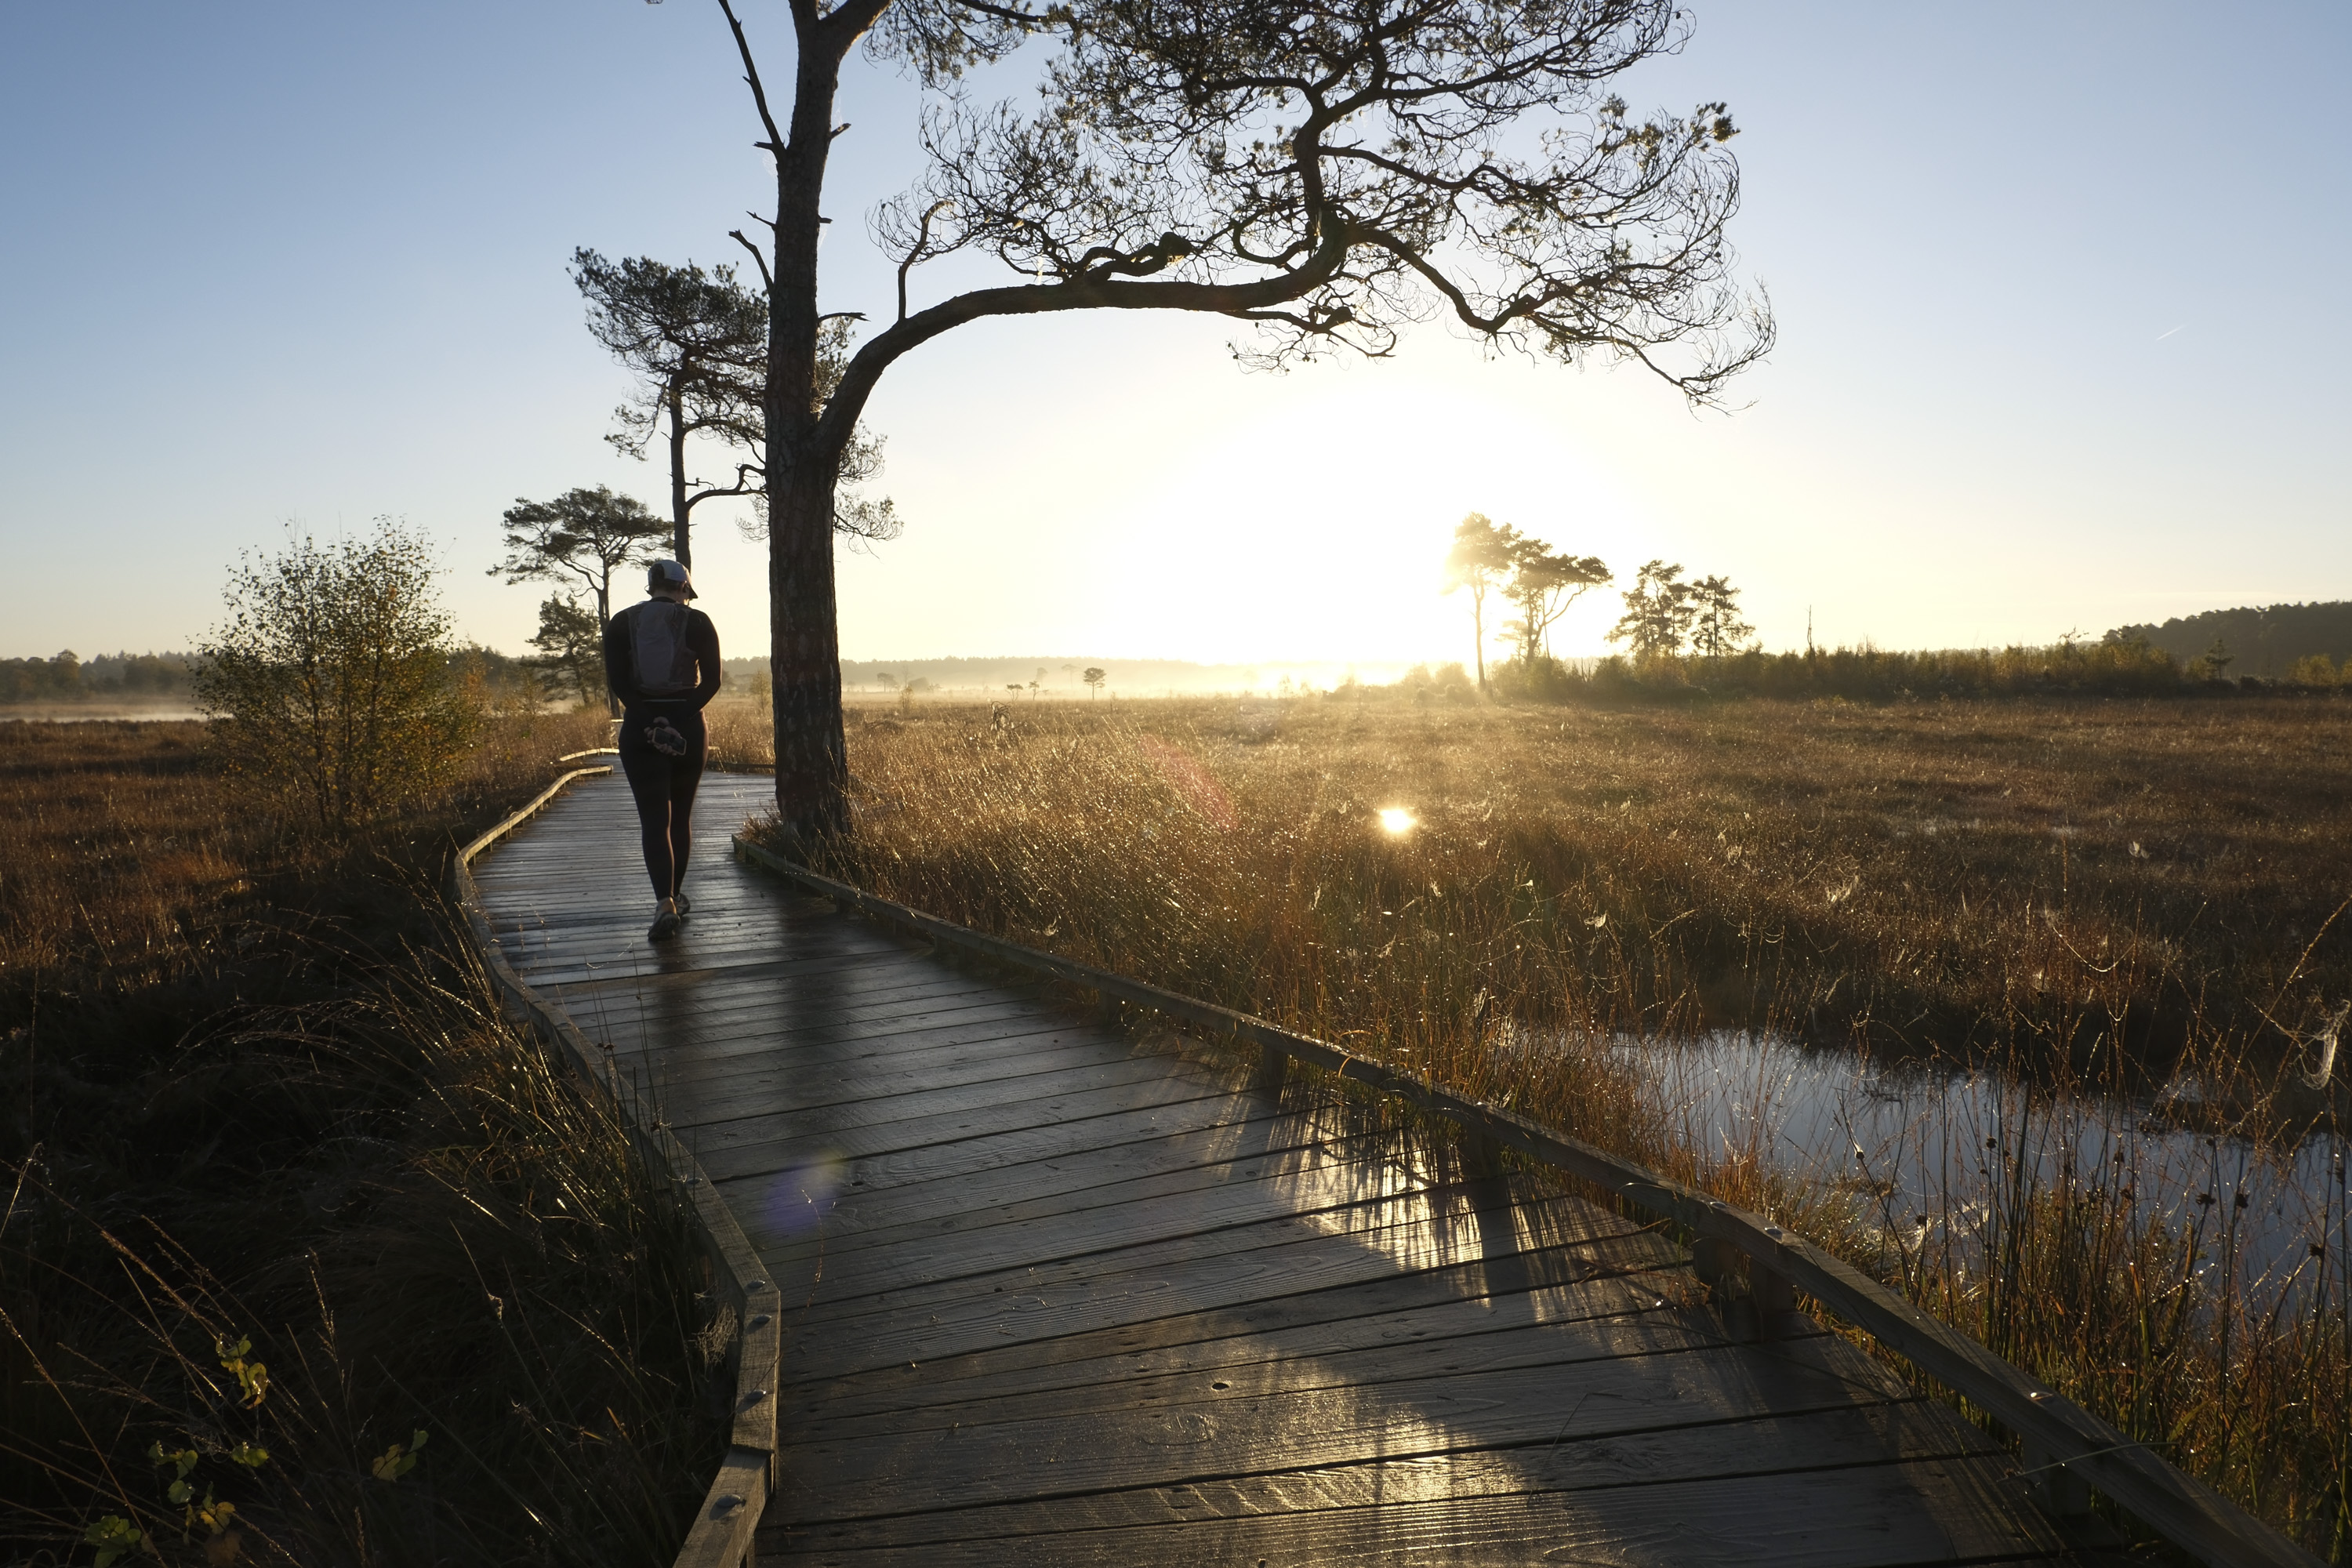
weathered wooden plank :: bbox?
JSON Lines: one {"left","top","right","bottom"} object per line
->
{"left": 548, "top": 964, "right": 1044, "bottom": 1030}
{"left": 766, "top": 1400, "right": 2034, "bottom": 1553}
{"left": 654, "top": 1047, "right": 1228, "bottom": 1152}
{"left": 502, "top": 938, "right": 895, "bottom": 988}
{"left": 678, "top": 1055, "right": 1237, "bottom": 1163}
{"left": 596, "top": 990, "right": 1064, "bottom": 1063}
{"left": 722, "top": 1102, "right": 1334, "bottom": 1261}
{"left": 770, "top": 1330, "right": 1980, "bottom": 1521}
{"left": 766, "top": 1162, "right": 1628, "bottom": 1323}
{"left": 778, "top": 1189, "right": 1677, "bottom": 1374}
{"left": 785, "top": 1246, "right": 1689, "bottom": 1426}
{"left": 530, "top": 971, "right": 1022, "bottom": 1047}
{"left": 804, "top": 1294, "right": 1826, "bottom": 1443}
{"left": 532, "top": 944, "right": 935, "bottom": 998}
{"left": 619, "top": 1019, "right": 1145, "bottom": 1111}
{"left": 482, "top": 908, "right": 802, "bottom": 940}
{"left": 761, "top": 1455, "right": 2061, "bottom": 1567}
{"left": 613, "top": 1021, "right": 1167, "bottom": 1114}
{"left": 699, "top": 1076, "right": 1265, "bottom": 1188}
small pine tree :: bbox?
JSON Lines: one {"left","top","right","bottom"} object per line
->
{"left": 2189, "top": 637, "right": 2236, "bottom": 681}
{"left": 525, "top": 596, "right": 606, "bottom": 710}
{"left": 1606, "top": 561, "right": 1697, "bottom": 659}
{"left": 1689, "top": 574, "right": 1754, "bottom": 659}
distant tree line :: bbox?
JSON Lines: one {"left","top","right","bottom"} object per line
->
{"left": 1425, "top": 512, "right": 2352, "bottom": 705}
{"left": 2109, "top": 601, "right": 2352, "bottom": 680}
{"left": 1472, "top": 637, "right": 2345, "bottom": 705}
{"left": 2, "top": 642, "right": 541, "bottom": 711}
{"left": 0, "top": 651, "right": 194, "bottom": 704}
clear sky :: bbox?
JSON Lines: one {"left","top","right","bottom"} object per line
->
{"left": 2, "top": 2, "right": 2346, "bottom": 669}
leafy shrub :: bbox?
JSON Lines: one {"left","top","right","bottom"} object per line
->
{"left": 194, "top": 524, "right": 482, "bottom": 833}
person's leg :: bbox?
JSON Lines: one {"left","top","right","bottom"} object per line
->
{"left": 616, "top": 715, "right": 679, "bottom": 902}
{"left": 666, "top": 710, "right": 708, "bottom": 904}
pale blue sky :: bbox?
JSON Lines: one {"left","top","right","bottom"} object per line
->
{"left": 2, "top": 2, "right": 2345, "bottom": 666}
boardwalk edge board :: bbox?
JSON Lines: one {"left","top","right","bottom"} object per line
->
{"left": 731, "top": 831, "right": 2318, "bottom": 1568}
{"left": 453, "top": 768, "right": 771, "bottom": 1568}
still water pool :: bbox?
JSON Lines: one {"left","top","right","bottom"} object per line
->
{"left": 1599, "top": 1029, "right": 2348, "bottom": 1303}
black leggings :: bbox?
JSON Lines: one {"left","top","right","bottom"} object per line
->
{"left": 617, "top": 706, "right": 706, "bottom": 900}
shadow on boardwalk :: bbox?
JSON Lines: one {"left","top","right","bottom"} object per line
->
{"left": 473, "top": 773, "right": 2071, "bottom": 1567}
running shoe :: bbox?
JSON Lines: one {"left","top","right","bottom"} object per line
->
{"left": 648, "top": 906, "right": 684, "bottom": 942}
{"left": 674, "top": 893, "right": 692, "bottom": 916}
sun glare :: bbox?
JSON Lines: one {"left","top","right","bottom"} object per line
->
{"left": 1377, "top": 807, "right": 1417, "bottom": 836}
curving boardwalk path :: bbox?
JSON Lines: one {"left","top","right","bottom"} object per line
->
{"left": 473, "top": 771, "right": 2075, "bottom": 1567}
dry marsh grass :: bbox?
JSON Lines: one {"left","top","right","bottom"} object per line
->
{"left": 769, "top": 692, "right": 2350, "bottom": 1558}
{"left": 810, "top": 694, "right": 2352, "bottom": 1074}
{"left": 1, "top": 713, "right": 615, "bottom": 1014}
{"left": 2, "top": 711, "right": 724, "bottom": 1564}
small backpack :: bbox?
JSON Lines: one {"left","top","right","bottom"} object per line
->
{"left": 630, "top": 601, "right": 700, "bottom": 697}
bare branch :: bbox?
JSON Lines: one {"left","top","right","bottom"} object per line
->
{"left": 817, "top": 215, "right": 1352, "bottom": 454}
{"left": 716, "top": 0, "right": 785, "bottom": 156}
{"left": 726, "top": 229, "right": 774, "bottom": 293}
{"left": 895, "top": 197, "right": 956, "bottom": 321}
{"left": 949, "top": 0, "right": 1051, "bottom": 24}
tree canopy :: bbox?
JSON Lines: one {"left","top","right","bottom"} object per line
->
{"left": 573, "top": 252, "right": 896, "bottom": 561}
{"left": 1504, "top": 545, "right": 1611, "bottom": 666}
{"left": 572, "top": 249, "right": 768, "bottom": 567}
{"left": 488, "top": 485, "right": 671, "bottom": 629}
{"left": 694, "top": 0, "right": 1772, "bottom": 837}
{"left": 1688, "top": 572, "right": 1751, "bottom": 658}
{"left": 1606, "top": 557, "right": 1694, "bottom": 658}
{"left": 1441, "top": 511, "right": 1523, "bottom": 689}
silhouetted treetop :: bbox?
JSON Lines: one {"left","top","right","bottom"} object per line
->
{"left": 855, "top": 0, "right": 1769, "bottom": 401}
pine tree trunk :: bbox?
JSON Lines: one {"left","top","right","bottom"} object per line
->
{"left": 760, "top": 20, "right": 855, "bottom": 844}
{"left": 1472, "top": 588, "right": 1487, "bottom": 689}
{"left": 593, "top": 575, "right": 619, "bottom": 717}
{"left": 766, "top": 456, "right": 848, "bottom": 843}
{"left": 668, "top": 385, "right": 691, "bottom": 567}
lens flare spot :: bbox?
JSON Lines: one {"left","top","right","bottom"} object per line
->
{"left": 1377, "top": 808, "right": 1417, "bottom": 836}
{"left": 762, "top": 1149, "right": 849, "bottom": 1236}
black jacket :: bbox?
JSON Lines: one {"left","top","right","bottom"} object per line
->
{"left": 604, "top": 599, "right": 722, "bottom": 710}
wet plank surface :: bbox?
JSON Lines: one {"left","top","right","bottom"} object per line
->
{"left": 477, "top": 772, "right": 2073, "bottom": 1566}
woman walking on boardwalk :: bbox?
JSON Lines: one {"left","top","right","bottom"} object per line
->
{"left": 604, "top": 558, "right": 720, "bottom": 942}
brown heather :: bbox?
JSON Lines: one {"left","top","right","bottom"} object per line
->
{"left": 749, "top": 691, "right": 2351, "bottom": 1559}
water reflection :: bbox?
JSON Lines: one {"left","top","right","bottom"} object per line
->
{"left": 1610, "top": 1030, "right": 2347, "bottom": 1301}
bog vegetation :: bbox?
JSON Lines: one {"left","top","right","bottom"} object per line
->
{"left": 4, "top": 523, "right": 721, "bottom": 1564}
{"left": 740, "top": 691, "right": 2352, "bottom": 1559}
{"left": 1, "top": 713, "right": 728, "bottom": 1565}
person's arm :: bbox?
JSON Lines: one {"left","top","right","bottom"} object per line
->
{"left": 690, "top": 612, "right": 722, "bottom": 710}
{"left": 603, "top": 607, "right": 643, "bottom": 708}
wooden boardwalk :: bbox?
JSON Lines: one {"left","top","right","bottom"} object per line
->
{"left": 474, "top": 772, "right": 2076, "bottom": 1567}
